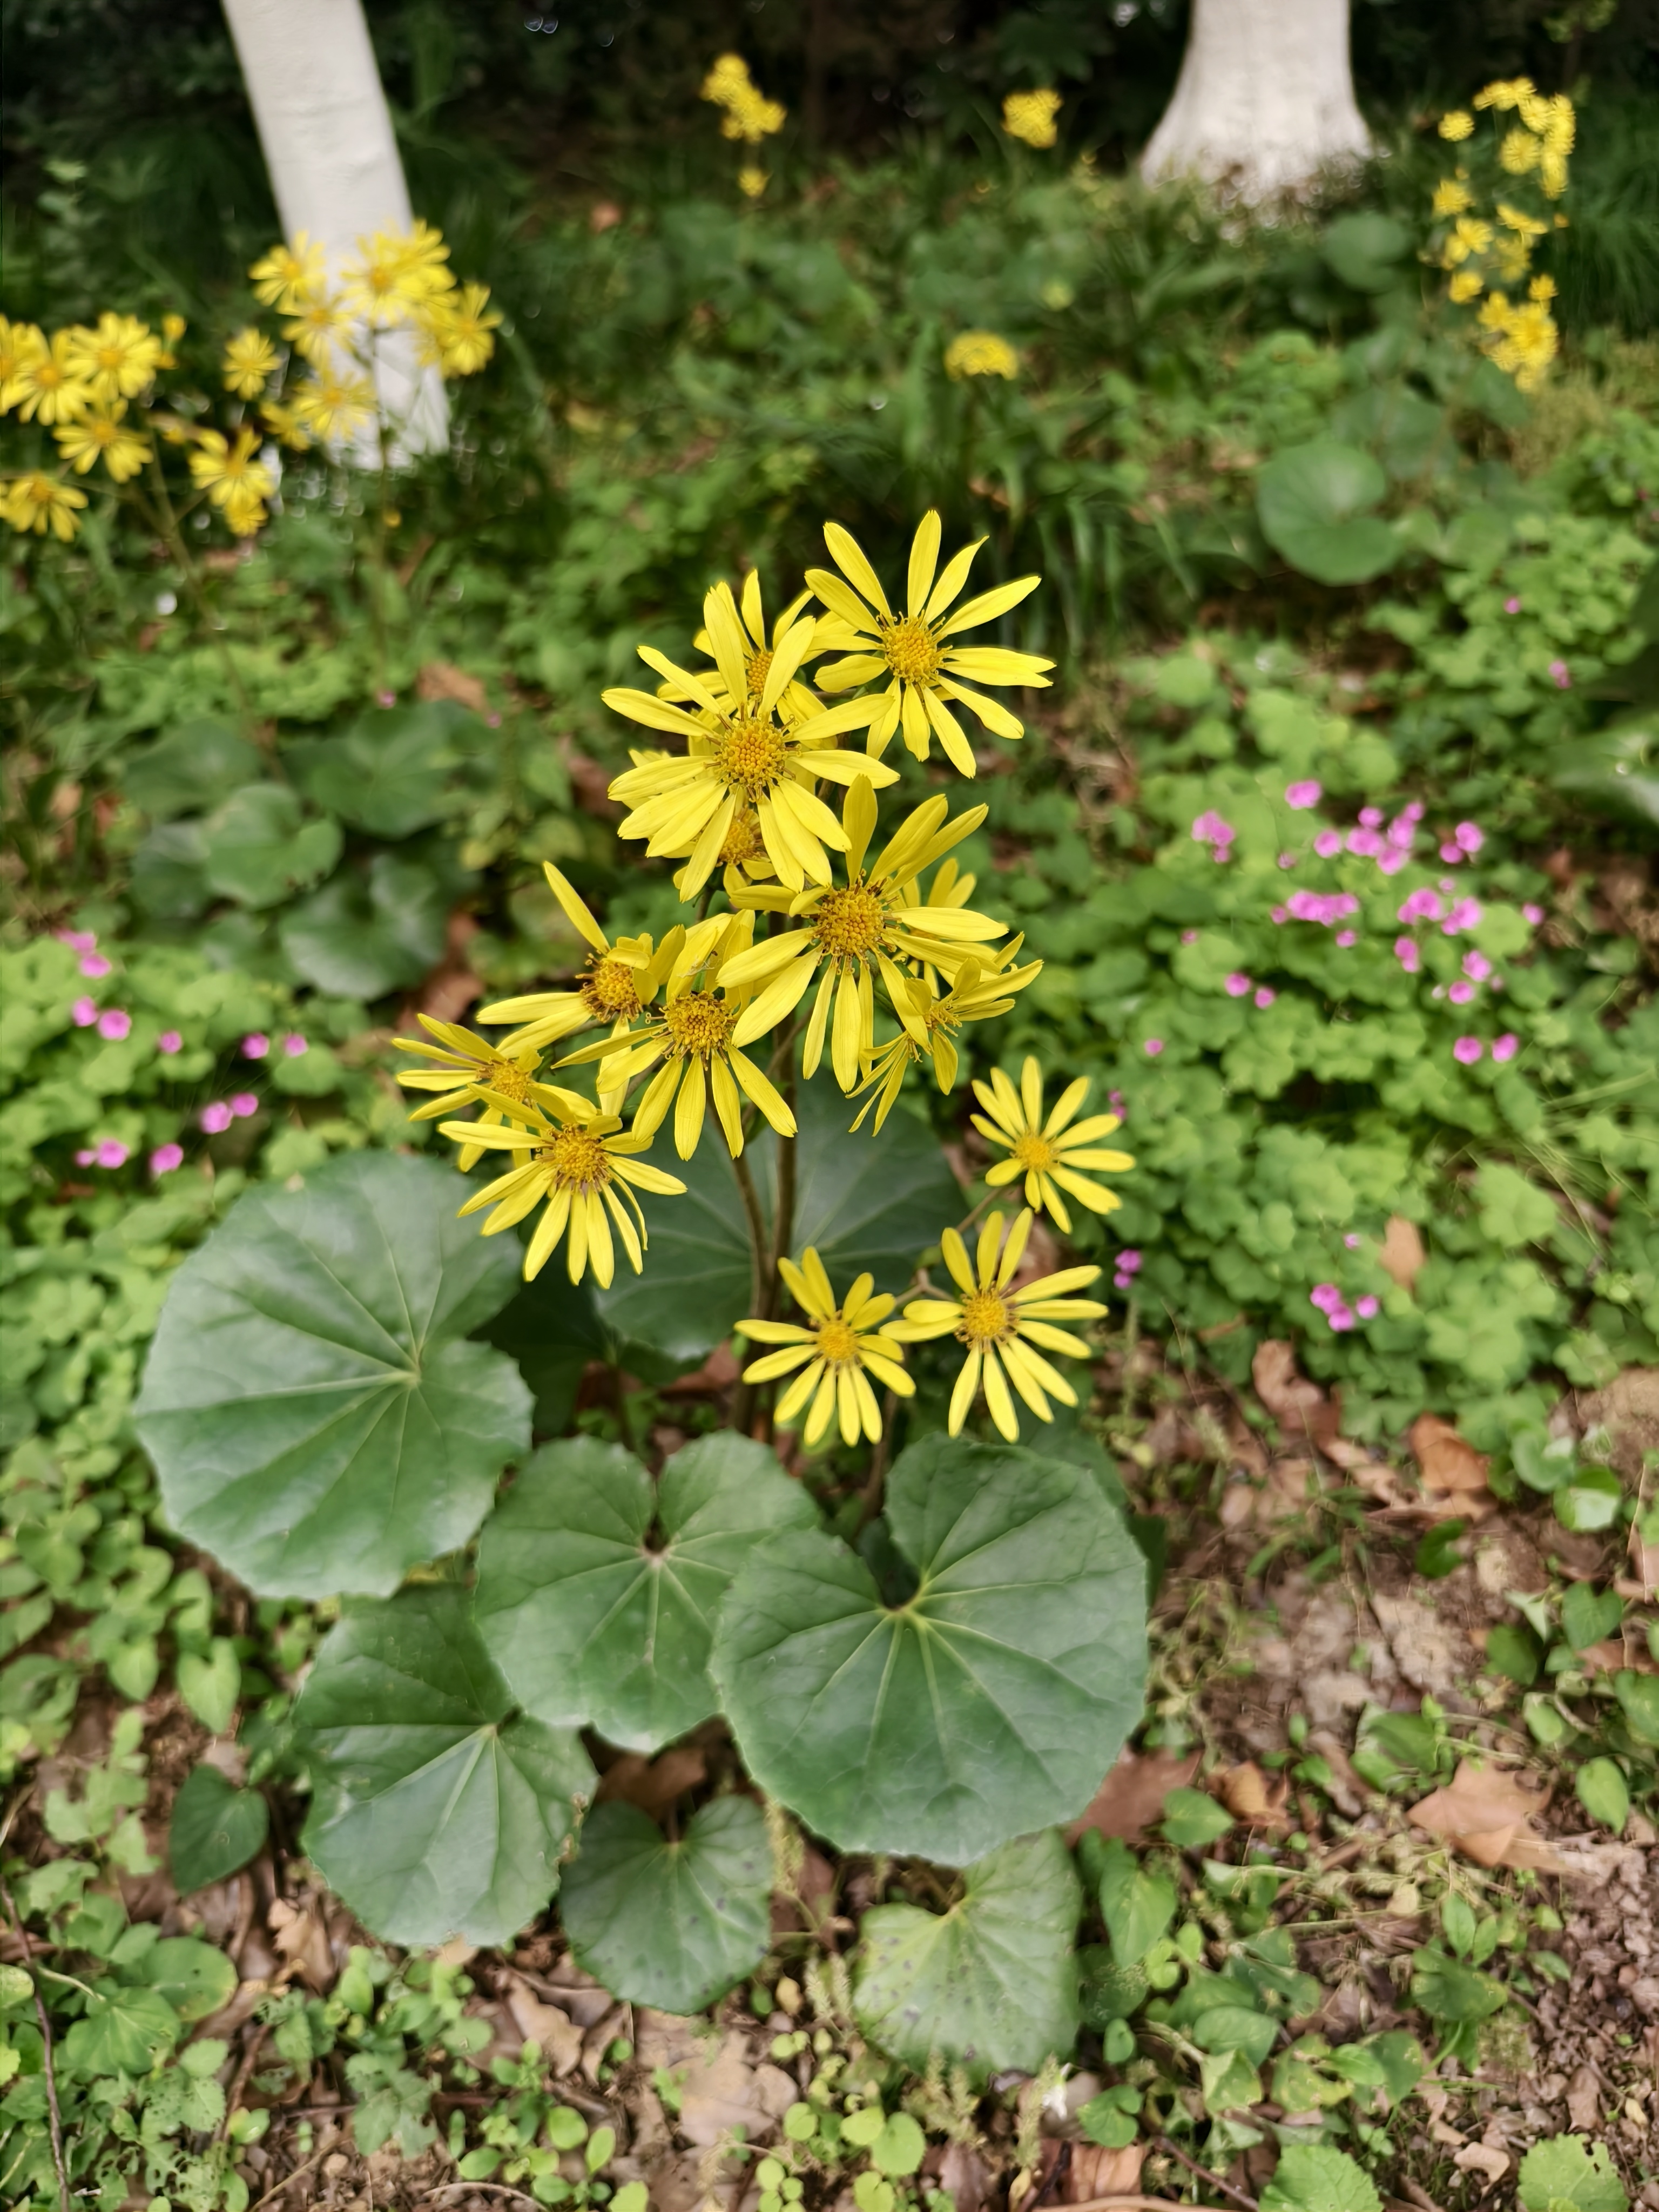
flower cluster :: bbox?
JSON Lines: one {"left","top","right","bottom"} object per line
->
{"left": 1002, "top": 88, "right": 1062, "bottom": 149}
{"left": 1431, "top": 79, "right": 1572, "bottom": 393}
{"left": 945, "top": 332, "right": 1020, "bottom": 381}
{"left": 700, "top": 52, "right": 786, "bottom": 197}
{"left": 2, "top": 220, "right": 497, "bottom": 547}
{"left": 412, "top": 514, "right": 1130, "bottom": 1441}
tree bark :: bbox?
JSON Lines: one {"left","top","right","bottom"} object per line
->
{"left": 1140, "top": 0, "right": 1372, "bottom": 205}
{"left": 221, "top": 0, "right": 447, "bottom": 454}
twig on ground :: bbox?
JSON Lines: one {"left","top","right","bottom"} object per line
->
{"left": 422, "top": 2184, "right": 544, "bottom": 2208}
{"left": 247, "top": 2140, "right": 331, "bottom": 2212}
{"left": 0, "top": 1869, "right": 71, "bottom": 2212}
{"left": 1157, "top": 2134, "right": 1259, "bottom": 2212}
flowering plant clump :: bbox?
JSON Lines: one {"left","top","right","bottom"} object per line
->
{"left": 1002, "top": 87, "right": 1062, "bottom": 149}
{"left": 700, "top": 51, "right": 787, "bottom": 198}
{"left": 1429, "top": 78, "right": 1573, "bottom": 392}
{"left": 1, "top": 219, "right": 497, "bottom": 549}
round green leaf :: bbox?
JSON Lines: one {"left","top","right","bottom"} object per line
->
{"left": 1518, "top": 2135, "right": 1629, "bottom": 2212}
{"left": 596, "top": 1076, "right": 961, "bottom": 1364}
{"left": 1260, "top": 2144, "right": 1382, "bottom": 2212}
{"left": 135, "top": 1151, "right": 530, "bottom": 1600}
{"left": 59, "top": 1985, "right": 180, "bottom": 2078}
{"left": 289, "top": 702, "right": 477, "bottom": 839}
{"left": 475, "top": 1433, "right": 818, "bottom": 1754}
{"left": 1321, "top": 212, "right": 1412, "bottom": 294}
{"left": 711, "top": 1434, "right": 1148, "bottom": 1863}
{"left": 296, "top": 1587, "right": 593, "bottom": 1947}
{"left": 200, "top": 783, "right": 342, "bottom": 909}
{"left": 170, "top": 1764, "right": 269, "bottom": 1893}
{"left": 141, "top": 1936, "right": 238, "bottom": 2022}
{"left": 1555, "top": 1463, "right": 1623, "bottom": 1533}
{"left": 124, "top": 719, "right": 266, "bottom": 820}
{"left": 1575, "top": 1755, "right": 1630, "bottom": 1836}
{"left": 853, "top": 1830, "right": 1081, "bottom": 2079}
{"left": 279, "top": 851, "right": 452, "bottom": 1000}
{"left": 559, "top": 1796, "right": 772, "bottom": 2014}
{"left": 1255, "top": 440, "right": 1398, "bottom": 586}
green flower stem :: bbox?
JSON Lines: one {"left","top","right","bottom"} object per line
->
{"left": 138, "top": 452, "right": 259, "bottom": 740}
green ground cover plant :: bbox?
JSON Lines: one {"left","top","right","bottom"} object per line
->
{"left": 3, "top": 44, "right": 1658, "bottom": 2212}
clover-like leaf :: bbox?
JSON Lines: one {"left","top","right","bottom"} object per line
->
{"left": 1256, "top": 439, "right": 1398, "bottom": 586}
{"left": 475, "top": 1433, "right": 817, "bottom": 1754}
{"left": 596, "top": 1076, "right": 960, "bottom": 1363}
{"left": 199, "top": 783, "right": 342, "bottom": 908}
{"left": 136, "top": 1151, "right": 530, "bottom": 1600}
{"left": 170, "top": 1764, "right": 269, "bottom": 1894}
{"left": 295, "top": 1588, "right": 593, "bottom": 1947}
{"left": 559, "top": 1797, "right": 772, "bottom": 2014}
{"left": 711, "top": 1434, "right": 1147, "bottom": 1863}
{"left": 853, "top": 1830, "right": 1081, "bottom": 2079}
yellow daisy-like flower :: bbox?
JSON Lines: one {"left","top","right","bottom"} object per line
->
{"left": 292, "top": 368, "right": 376, "bottom": 444}
{"left": 851, "top": 941, "right": 1041, "bottom": 1134}
{"left": 4, "top": 330, "right": 91, "bottom": 425}
{"left": 64, "top": 313, "right": 161, "bottom": 403}
{"left": 188, "top": 427, "right": 275, "bottom": 510}
{"left": 1437, "top": 110, "right": 1474, "bottom": 141}
{"left": 569, "top": 914, "right": 797, "bottom": 1161}
{"left": 701, "top": 53, "right": 786, "bottom": 145}
{"left": 674, "top": 805, "right": 778, "bottom": 902}
{"left": 1, "top": 471, "right": 87, "bottom": 541}
{"left": 738, "top": 165, "right": 770, "bottom": 200}
{"left": 1499, "top": 127, "right": 1541, "bottom": 178}
{"left": 970, "top": 1058, "right": 1134, "bottom": 1233}
{"left": 0, "top": 318, "right": 41, "bottom": 409}
{"left": 249, "top": 232, "right": 327, "bottom": 312}
{"left": 54, "top": 404, "right": 152, "bottom": 483}
{"left": 221, "top": 487, "right": 269, "bottom": 539}
{"left": 222, "top": 326, "right": 279, "bottom": 399}
{"left": 395, "top": 1015, "right": 563, "bottom": 1168}
{"left": 1441, "top": 215, "right": 1494, "bottom": 267}
{"left": 945, "top": 331, "right": 1019, "bottom": 380}
{"left": 480, "top": 865, "right": 681, "bottom": 1058}
{"left": 1431, "top": 179, "right": 1473, "bottom": 218}
{"left": 259, "top": 398, "right": 313, "bottom": 453}
{"left": 1002, "top": 88, "right": 1061, "bottom": 149}
{"left": 720, "top": 780, "right": 1005, "bottom": 1094}
{"left": 439, "top": 1092, "right": 686, "bottom": 1287}
{"left": 603, "top": 590, "right": 898, "bottom": 898}
{"left": 157, "top": 312, "right": 187, "bottom": 369}
{"left": 1447, "top": 271, "right": 1484, "bottom": 304}
{"left": 1496, "top": 201, "right": 1548, "bottom": 240}
{"left": 1492, "top": 234, "right": 1532, "bottom": 285}
{"left": 417, "top": 281, "right": 501, "bottom": 377}
{"left": 738, "top": 1250, "right": 914, "bottom": 1447}
{"left": 660, "top": 572, "right": 822, "bottom": 730}
{"left": 281, "top": 290, "right": 355, "bottom": 368}
{"left": 1474, "top": 79, "right": 1530, "bottom": 111}
{"left": 892, "top": 1209, "right": 1106, "bottom": 1442}
{"left": 1529, "top": 273, "right": 1557, "bottom": 303}
{"left": 808, "top": 510, "right": 1053, "bottom": 774}
{"left": 340, "top": 225, "right": 454, "bottom": 328}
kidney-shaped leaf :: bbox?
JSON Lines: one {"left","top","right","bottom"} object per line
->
{"left": 596, "top": 1077, "right": 960, "bottom": 1363}
{"left": 279, "top": 850, "right": 453, "bottom": 1000}
{"left": 295, "top": 1587, "right": 593, "bottom": 1947}
{"left": 475, "top": 1433, "right": 817, "bottom": 1754}
{"left": 1256, "top": 439, "right": 1398, "bottom": 586}
{"left": 289, "top": 701, "right": 479, "bottom": 839}
{"left": 559, "top": 1796, "right": 772, "bottom": 2015}
{"left": 135, "top": 1151, "right": 530, "bottom": 1600}
{"left": 169, "top": 1764, "right": 269, "bottom": 1894}
{"left": 853, "top": 1830, "right": 1081, "bottom": 2079}
{"left": 200, "top": 783, "right": 342, "bottom": 909}
{"left": 711, "top": 1434, "right": 1148, "bottom": 1864}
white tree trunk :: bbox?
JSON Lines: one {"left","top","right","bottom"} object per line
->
{"left": 1141, "top": 0, "right": 1372, "bottom": 205}
{"left": 222, "top": 0, "right": 448, "bottom": 456}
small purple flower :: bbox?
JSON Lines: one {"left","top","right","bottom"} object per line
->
{"left": 1462, "top": 950, "right": 1491, "bottom": 981}
{"left": 1386, "top": 813, "right": 1417, "bottom": 851}
{"left": 1278, "top": 852, "right": 1297, "bottom": 869}
{"left": 1192, "top": 808, "right": 1235, "bottom": 847}
{"left": 1108, "top": 1089, "right": 1126, "bottom": 1116}
{"left": 1271, "top": 905, "right": 1289, "bottom": 924}
{"left": 1344, "top": 1233, "right": 1361, "bottom": 1249}
{"left": 1313, "top": 829, "right": 1342, "bottom": 858}
{"left": 1449, "top": 979, "right": 1475, "bottom": 1004}
{"left": 377, "top": 688, "right": 397, "bottom": 707}
{"left": 1442, "top": 898, "right": 1482, "bottom": 935}
{"left": 1439, "top": 842, "right": 1465, "bottom": 865}
{"left": 1327, "top": 1305, "right": 1355, "bottom": 1332}
{"left": 487, "top": 712, "right": 502, "bottom": 728}
{"left": 71, "top": 996, "right": 99, "bottom": 1027}
{"left": 1285, "top": 780, "right": 1321, "bottom": 810}
{"left": 1355, "top": 1294, "right": 1380, "bottom": 1320}
{"left": 1393, "top": 936, "right": 1421, "bottom": 972}
{"left": 1116, "top": 1250, "right": 1142, "bottom": 1274}
{"left": 230, "top": 1092, "right": 259, "bottom": 1118}
{"left": 200, "top": 1101, "right": 234, "bottom": 1134}
{"left": 1453, "top": 1036, "right": 1483, "bottom": 1065}
{"left": 56, "top": 929, "right": 97, "bottom": 954}
{"left": 1492, "top": 1033, "right": 1519, "bottom": 1062}
{"left": 241, "top": 1033, "right": 269, "bottom": 1060}
{"left": 1181, "top": 929, "right": 1199, "bottom": 944}
{"left": 157, "top": 1029, "right": 182, "bottom": 1054}
{"left": 1454, "top": 822, "right": 1484, "bottom": 854}
{"left": 1335, "top": 929, "right": 1357, "bottom": 949}
{"left": 1549, "top": 658, "right": 1571, "bottom": 689}
{"left": 1224, "top": 972, "right": 1251, "bottom": 997}
{"left": 94, "top": 1139, "right": 128, "bottom": 1169}
{"left": 1348, "top": 827, "right": 1384, "bottom": 857}
{"left": 1144, "top": 1037, "right": 1164, "bottom": 1057}
{"left": 151, "top": 1143, "right": 184, "bottom": 1176}
{"left": 1377, "top": 847, "right": 1408, "bottom": 876}
{"left": 97, "top": 1008, "right": 131, "bottom": 1041}
{"left": 282, "top": 1032, "right": 308, "bottom": 1056}
{"left": 1398, "top": 889, "right": 1442, "bottom": 923}
{"left": 1287, "top": 891, "right": 1320, "bottom": 920}
{"left": 79, "top": 952, "right": 112, "bottom": 979}
{"left": 1401, "top": 801, "right": 1425, "bottom": 822}
{"left": 1253, "top": 987, "right": 1276, "bottom": 1009}
{"left": 1358, "top": 807, "right": 1383, "bottom": 829}
{"left": 75, "top": 1148, "right": 96, "bottom": 1166}
{"left": 1522, "top": 902, "right": 1543, "bottom": 926}
{"left": 1504, "top": 596, "right": 1521, "bottom": 613}
{"left": 1310, "top": 1283, "right": 1343, "bottom": 1312}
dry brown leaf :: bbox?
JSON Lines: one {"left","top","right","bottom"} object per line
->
{"left": 1065, "top": 2142, "right": 1145, "bottom": 2200}
{"left": 1378, "top": 1215, "right": 1426, "bottom": 1293}
{"left": 1409, "top": 1413, "right": 1489, "bottom": 1496}
{"left": 1452, "top": 2143, "right": 1508, "bottom": 2191}
{"left": 938, "top": 2142, "right": 990, "bottom": 2212}
{"left": 504, "top": 1975, "right": 583, "bottom": 2077}
{"left": 416, "top": 659, "right": 489, "bottom": 715}
{"left": 1063, "top": 1747, "right": 1199, "bottom": 1847}
{"left": 1575, "top": 1366, "right": 1659, "bottom": 1477}
{"left": 267, "top": 1897, "right": 335, "bottom": 1990}
{"left": 1218, "top": 1760, "right": 1290, "bottom": 1827}
{"left": 596, "top": 1746, "right": 707, "bottom": 1819}
{"left": 1409, "top": 1758, "right": 1565, "bottom": 1873}
{"left": 1566, "top": 2061, "right": 1603, "bottom": 2132}
{"left": 1306, "top": 1729, "right": 1367, "bottom": 1817}
{"left": 1252, "top": 1340, "right": 1341, "bottom": 1451}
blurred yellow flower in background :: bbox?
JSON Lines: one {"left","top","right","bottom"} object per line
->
{"left": 4, "top": 331, "right": 91, "bottom": 425}
{"left": 188, "top": 426, "right": 274, "bottom": 510}
{"left": 222, "top": 327, "right": 279, "bottom": 399}
{"left": 66, "top": 313, "right": 161, "bottom": 403}
{"left": 2, "top": 471, "right": 87, "bottom": 539}
{"left": 945, "top": 331, "right": 1019, "bottom": 379}
{"left": 54, "top": 405, "right": 151, "bottom": 483}
{"left": 1002, "top": 88, "right": 1061, "bottom": 147}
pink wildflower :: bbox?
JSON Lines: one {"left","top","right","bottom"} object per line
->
{"left": 71, "top": 996, "right": 99, "bottom": 1027}
{"left": 79, "top": 952, "right": 112, "bottom": 979}
{"left": 1355, "top": 1294, "right": 1379, "bottom": 1320}
{"left": 282, "top": 1032, "right": 308, "bottom": 1056}
{"left": 1398, "top": 888, "right": 1442, "bottom": 923}
{"left": 97, "top": 1008, "right": 131, "bottom": 1041}
{"left": 1224, "top": 972, "right": 1251, "bottom": 997}
{"left": 1116, "top": 1250, "right": 1142, "bottom": 1274}
{"left": 1285, "top": 780, "right": 1321, "bottom": 809}
{"left": 1310, "top": 1284, "right": 1343, "bottom": 1312}
{"left": 1440, "top": 842, "right": 1464, "bottom": 865}
{"left": 1347, "top": 827, "right": 1384, "bottom": 857}
{"left": 1393, "top": 936, "right": 1420, "bottom": 972}
{"left": 377, "top": 689, "right": 396, "bottom": 707}
{"left": 1504, "top": 596, "right": 1521, "bottom": 612}
{"left": 1313, "top": 829, "right": 1342, "bottom": 858}
{"left": 94, "top": 1139, "right": 128, "bottom": 1169}
{"left": 1492, "top": 1033, "right": 1519, "bottom": 1062}
{"left": 55, "top": 929, "right": 97, "bottom": 954}
{"left": 1522, "top": 903, "right": 1543, "bottom": 925}
{"left": 1549, "top": 659, "right": 1570, "bottom": 689}
{"left": 151, "top": 1143, "right": 184, "bottom": 1176}
{"left": 1144, "top": 1037, "right": 1164, "bottom": 1057}
{"left": 1454, "top": 822, "right": 1483, "bottom": 854}
{"left": 241, "top": 1033, "right": 269, "bottom": 1060}
{"left": 1327, "top": 1305, "right": 1355, "bottom": 1332}
{"left": 1377, "top": 847, "right": 1409, "bottom": 876}
{"left": 1335, "top": 930, "right": 1357, "bottom": 948}
{"left": 75, "top": 1149, "right": 96, "bottom": 1166}
{"left": 487, "top": 712, "right": 502, "bottom": 728}
{"left": 200, "top": 1102, "right": 234, "bottom": 1134}
{"left": 1344, "top": 1233, "right": 1361, "bottom": 1249}
{"left": 230, "top": 1092, "right": 259, "bottom": 1118}
{"left": 1453, "top": 1036, "right": 1482, "bottom": 1065}
{"left": 1271, "top": 906, "right": 1289, "bottom": 924}
{"left": 1278, "top": 853, "right": 1297, "bottom": 869}
{"left": 1181, "top": 929, "right": 1199, "bottom": 944}
{"left": 1358, "top": 807, "right": 1382, "bottom": 828}
{"left": 1442, "top": 898, "right": 1482, "bottom": 934}
{"left": 1462, "top": 950, "right": 1491, "bottom": 982}
{"left": 1449, "top": 980, "right": 1475, "bottom": 1004}
{"left": 157, "top": 1030, "right": 182, "bottom": 1054}
{"left": 1254, "top": 987, "right": 1276, "bottom": 1009}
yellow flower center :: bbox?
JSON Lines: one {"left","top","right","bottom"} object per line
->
{"left": 814, "top": 1316, "right": 861, "bottom": 1365}
{"left": 488, "top": 1061, "right": 536, "bottom": 1104}
{"left": 95, "top": 345, "right": 125, "bottom": 373}
{"left": 1011, "top": 1132, "right": 1058, "bottom": 1172}
{"left": 713, "top": 716, "right": 788, "bottom": 799}
{"left": 881, "top": 616, "right": 940, "bottom": 688}
{"left": 664, "top": 993, "right": 736, "bottom": 1057}
{"left": 35, "top": 360, "right": 68, "bottom": 391}
{"left": 813, "top": 885, "right": 886, "bottom": 962}
{"left": 541, "top": 1126, "right": 611, "bottom": 1191}
{"left": 719, "top": 813, "right": 763, "bottom": 867}
{"left": 958, "top": 1288, "right": 1012, "bottom": 1346}
{"left": 581, "top": 955, "right": 643, "bottom": 1022}
{"left": 746, "top": 645, "right": 773, "bottom": 699}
